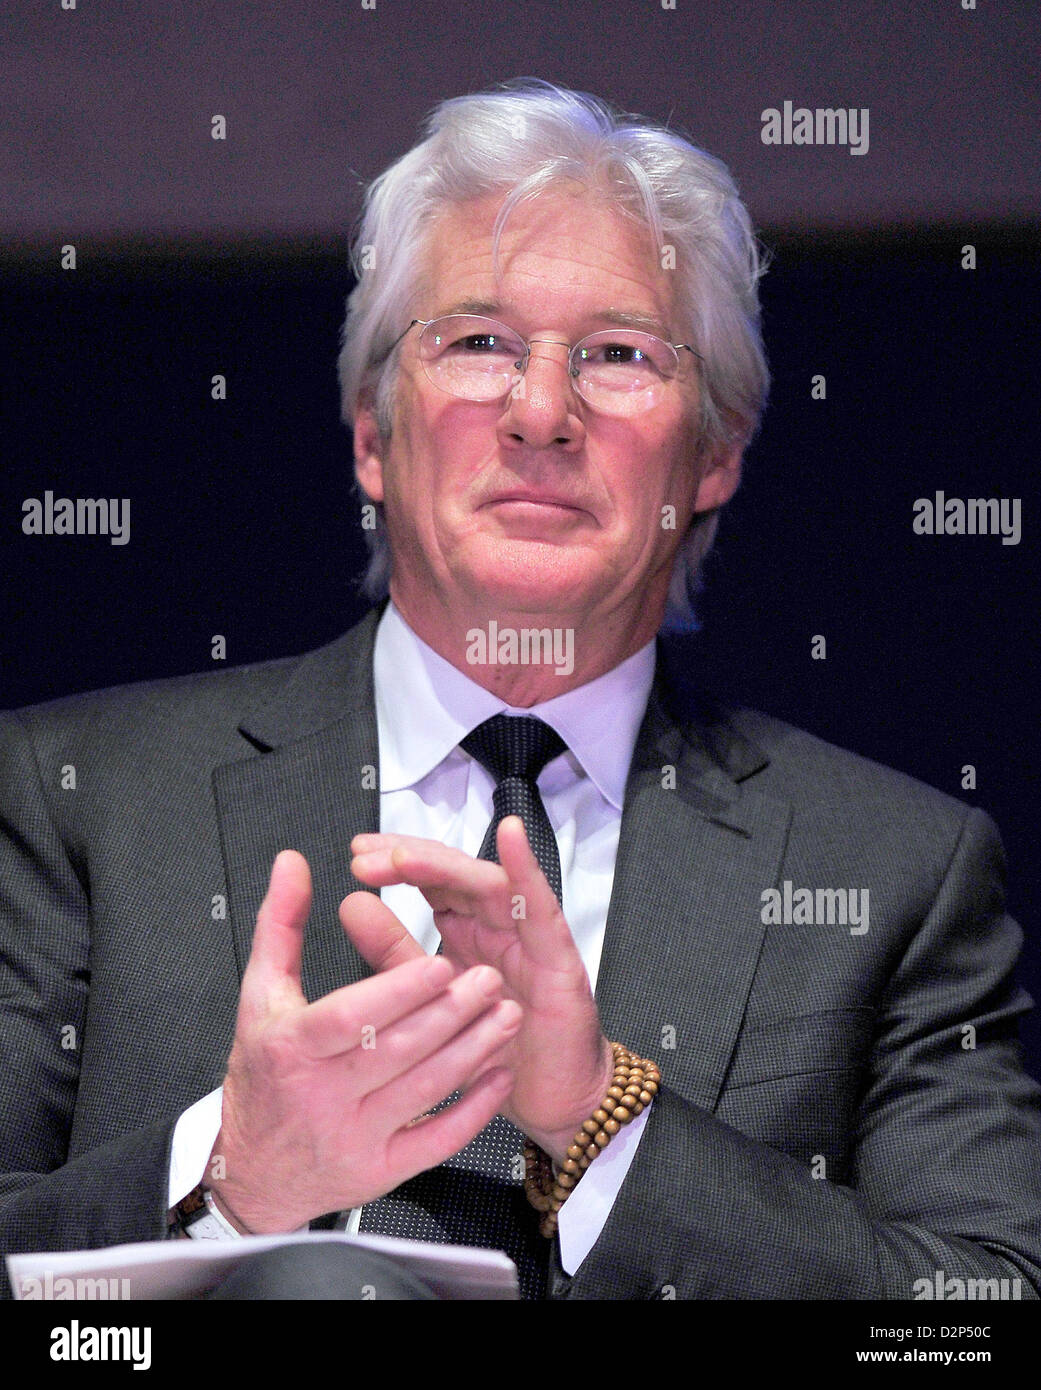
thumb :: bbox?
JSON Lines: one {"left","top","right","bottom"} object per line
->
{"left": 240, "top": 850, "right": 312, "bottom": 1010}
{"left": 339, "top": 890, "right": 427, "bottom": 972}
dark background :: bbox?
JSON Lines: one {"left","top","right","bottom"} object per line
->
{"left": 3, "top": 2, "right": 1039, "bottom": 1063}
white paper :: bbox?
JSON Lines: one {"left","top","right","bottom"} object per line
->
{"left": 7, "top": 1231, "right": 518, "bottom": 1300}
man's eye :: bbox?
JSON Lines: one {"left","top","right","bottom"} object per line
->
{"left": 603, "top": 343, "right": 645, "bottom": 364}
{"left": 458, "top": 334, "right": 503, "bottom": 352}
{"left": 582, "top": 343, "right": 646, "bottom": 365}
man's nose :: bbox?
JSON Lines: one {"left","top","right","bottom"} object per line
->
{"left": 497, "top": 340, "right": 585, "bottom": 451}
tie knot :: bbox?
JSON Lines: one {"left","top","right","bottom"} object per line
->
{"left": 461, "top": 714, "right": 566, "bottom": 785}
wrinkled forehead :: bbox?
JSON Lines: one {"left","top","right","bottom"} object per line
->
{"left": 413, "top": 189, "right": 677, "bottom": 333}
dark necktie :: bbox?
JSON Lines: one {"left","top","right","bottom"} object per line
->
{"left": 358, "top": 715, "right": 566, "bottom": 1300}
{"left": 461, "top": 713, "right": 566, "bottom": 903}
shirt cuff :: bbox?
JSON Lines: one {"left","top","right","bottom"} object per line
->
{"left": 167, "top": 1085, "right": 224, "bottom": 1209}
{"left": 555, "top": 1102, "right": 651, "bottom": 1274}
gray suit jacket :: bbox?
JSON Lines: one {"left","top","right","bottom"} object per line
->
{"left": 2, "top": 606, "right": 1040, "bottom": 1298}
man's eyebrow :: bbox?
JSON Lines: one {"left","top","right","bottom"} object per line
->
{"left": 595, "top": 309, "right": 673, "bottom": 337}
{"left": 435, "top": 300, "right": 673, "bottom": 338}
{"left": 436, "top": 298, "right": 505, "bottom": 319}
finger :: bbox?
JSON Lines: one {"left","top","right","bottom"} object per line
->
{"left": 351, "top": 832, "right": 448, "bottom": 857}
{"left": 239, "top": 851, "right": 313, "bottom": 1010}
{"left": 495, "top": 817, "right": 579, "bottom": 966}
{"left": 308, "top": 963, "right": 509, "bottom": 1089}
{"left": 352, "top": 834, "right": 507, "bottom": 889}
{"left": 372, "top": 997, "right": 523, "bottom": 1134}
{"left": 294, "top": 952, "right": 457, "bottom": 1060}
{"left": 352, "top": 842, "right": 510, "bottom": 914}
{"left": 339, "top": 890, "right": 427, "bottom": 972}
{"left": 385, "top": 1066, "right": 515, "bottom": 1179}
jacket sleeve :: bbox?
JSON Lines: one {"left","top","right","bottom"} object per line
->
{"left": 0, "top": 711, "right": 175, "bottom": 1298}
{"left": 550, "top": 808, "right": 1041, "bottom": 1299}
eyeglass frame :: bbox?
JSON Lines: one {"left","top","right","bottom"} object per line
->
{"left": 378, "top": 314, "right": 704, "bottom": 408}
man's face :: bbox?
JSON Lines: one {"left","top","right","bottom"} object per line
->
{"left": 355, "top": 187, "right": 741, "bottom": 645}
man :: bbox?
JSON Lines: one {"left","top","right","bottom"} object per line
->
{"left": 2, "top": 80, "right": 1040, "bottom": 1301}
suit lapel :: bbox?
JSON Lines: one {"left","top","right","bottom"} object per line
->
{"left": 595, "top": 665, "right": 792, "bottom": 1114}
{"left": 213, "top": 607, "right": 384, "bottom": 1004}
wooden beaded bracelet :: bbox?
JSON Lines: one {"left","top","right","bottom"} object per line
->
{"left": 523, "top": 1041, "right": 661, "bottom": 1237}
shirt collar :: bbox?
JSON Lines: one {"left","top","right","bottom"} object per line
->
{"left": 374, "top": 602, "right": 656, "bottom": 810}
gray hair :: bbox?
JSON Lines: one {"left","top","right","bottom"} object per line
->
{"left": 337, "top": 79, "right": 769, "bottom": 630}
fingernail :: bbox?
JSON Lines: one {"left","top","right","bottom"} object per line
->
{"left": 473, "top": 966, "right": 500, "bottom": 995}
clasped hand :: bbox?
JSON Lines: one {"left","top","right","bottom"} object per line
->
{"left": 209, "top": 818, "right": 612, "bottom": 1233}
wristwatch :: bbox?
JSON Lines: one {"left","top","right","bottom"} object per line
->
{"left": 168, "top": 1182, "right": 243, "bottom": 1240}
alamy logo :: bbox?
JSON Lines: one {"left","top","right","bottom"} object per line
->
{"left": 22, "top": 491, "right": 130, "bottom": 545}
{"left": 465, "top": 620, "right": 575, "bottom": 677}
{"left": 913, "top": 492, "right": 1021, "bottom": 545}
{"left": 913, "top": 1269, "right": 1022, "bottom": 1301}
{"left": 22, "top": 1273, "right": 130, "bottom": 1300}
{"left": 761, "top": 102, "right": 869, "bottom": 156}
{"left": 49, "top": 1320, "right": 151, "bottom": 1371}
{"left": 761, "top": 880, "right": 869, "bottom": 935}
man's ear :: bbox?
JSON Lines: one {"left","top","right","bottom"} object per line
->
{"left": 353, "top": 396, "right": 386, "bottom": 504}
{"left": 692, "top": 440, "right": 744, "bottom": 514}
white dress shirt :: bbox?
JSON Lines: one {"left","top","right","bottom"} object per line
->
{"left": 169, "top": 602, "right": 656, "bottom": 1274}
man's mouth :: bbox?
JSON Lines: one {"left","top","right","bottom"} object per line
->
{"left": 485, "top": 494, "right": 583, "bottom": 512}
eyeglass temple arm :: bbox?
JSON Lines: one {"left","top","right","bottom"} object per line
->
{"left": 377, "top": 318, "right": 425, "bottom": 363}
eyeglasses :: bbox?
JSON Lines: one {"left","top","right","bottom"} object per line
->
{"left": 385, "top": 314, "right": 702, "bottom": 418}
